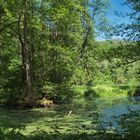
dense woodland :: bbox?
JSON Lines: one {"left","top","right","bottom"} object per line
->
{"left": 0, "top": 0, "right": 140, "bottom": 107}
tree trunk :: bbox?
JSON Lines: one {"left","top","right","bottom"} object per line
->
{"left": 22, "top": 0, "right": 32, "bottom": 100}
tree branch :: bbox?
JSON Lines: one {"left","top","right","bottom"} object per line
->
{"left": 0, "top": 21, "right": 18, "bottom": 32}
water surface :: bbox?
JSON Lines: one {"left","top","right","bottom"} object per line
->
{"left": 0, "top": 96, "right": 140, "bottom": 135}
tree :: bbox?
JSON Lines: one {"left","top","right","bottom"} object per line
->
{"left": 0, "top": 0, "right": 111, "bottom": 105}
{"left": 103, "top": 0, "right": 139, "bottom": 64}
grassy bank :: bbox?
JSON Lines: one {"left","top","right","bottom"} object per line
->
{"left": 72, "top": 85, "right": 128, "bottom": 98}
{"left": 0, "top": 84, "right": 138, "bottom": 107}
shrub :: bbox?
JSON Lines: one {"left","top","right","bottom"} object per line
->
{"left": 84, "top": 87, "right": 98, "bottom": 98}
{"left": 42, "top": 83, "right": 74, "bottom": 104}
{"left": 133, "top": 86, "right": 140, "bottom": 96}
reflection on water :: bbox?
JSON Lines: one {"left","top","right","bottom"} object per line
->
{"left": 0, "top": 96, "right": 140, "bottom": 137}
{"left": 99, "top": 96, "right": 140, "bottom": 133}
{"left": 72, "top": 96, "right": 140, "bottom": 134}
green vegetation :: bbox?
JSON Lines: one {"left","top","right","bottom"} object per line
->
{"left": 0, "top": 0, "right": 139, "bottom": 105}
{"left": 72, "top": 85, "right": 128, "bottom": 98}
{"left": 0, "top": 97, "right": 140, "bottom": 140}
{"left": 0, "top": 0, "right": 140, "bottom": 139}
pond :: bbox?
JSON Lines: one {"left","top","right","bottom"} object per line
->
{"left": 0, "top": 96, "right": 140, "bottom": 139}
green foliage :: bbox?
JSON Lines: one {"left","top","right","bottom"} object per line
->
{"left": 0, "top": 0, "right": 115, "bottom": 104}
{"left": 0, "top": 1, "right": 140, "bottom": 139}
{"left": 0, "top": 97, "right": 140, "bottom": 140}
{"left": 42, "top": 83, "right": 74, "bottom": 104}
{"left": 84, "top": 88, "right": 98, "bottom": 98}
{"left": 118, "top": 109, "right": 140, "bottom": 139}
{"left": 0, "top": 0, "right": 139, "bottom": 106}
{"left": 93, "top": 85, "right": 128, "bottom": 97}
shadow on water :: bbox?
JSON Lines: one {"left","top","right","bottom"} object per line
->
{"left": 0, "top": 96, "right": 140, "bottom": 140}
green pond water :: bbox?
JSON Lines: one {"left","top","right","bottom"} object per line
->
{"left": 0, "top": 96, "right": 140, "bottom": 138}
